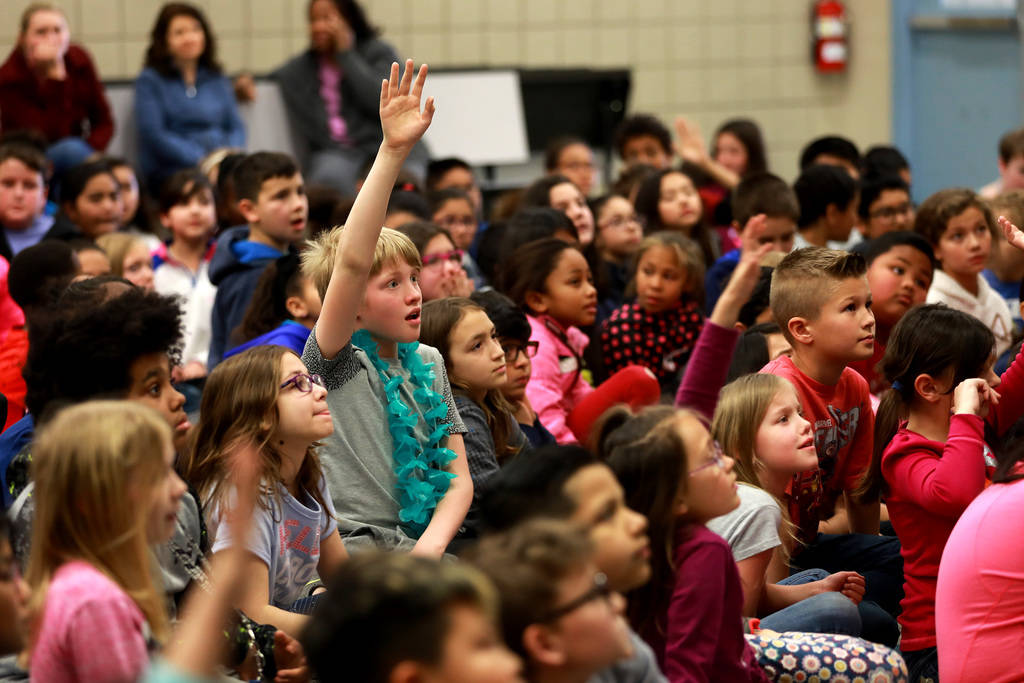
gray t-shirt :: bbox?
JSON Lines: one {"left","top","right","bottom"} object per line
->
{"left": 302, "top": 332, "right": 466, "bottom": 550}
{"left": 706, "top": 484, "right": 782, "bottom": 563}
{"left": 588, "top": 628, "right": 667, "bottom": 683}
{"left": 209, "top": 480, "right": 338, "bottom": 610}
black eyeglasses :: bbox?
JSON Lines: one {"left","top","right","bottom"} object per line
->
{"left": 280, "top": 373, "right": 325, "bottom": 393}
{"left": 540, "top": 572, "right": 611, "bottom": 622}
{"left": 502, "top": 341, "right": 539, "bottom": 363}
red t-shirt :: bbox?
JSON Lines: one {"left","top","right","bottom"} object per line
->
{"left": 849, "top": 337, "right": 887, "bottom": 396}
{"left": 760, "top": 356, "right": 874, "bottom": 545}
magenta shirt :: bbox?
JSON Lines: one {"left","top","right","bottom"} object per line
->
{"left": 318, "top": 57, "right": 349, "bottom": 144}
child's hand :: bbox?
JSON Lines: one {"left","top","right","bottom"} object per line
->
{"left": 953, "top": 377, "right": 1001, "bottom": 418}
{"left": 673, "top": 116, "right": 710, "bottom": 165}
{"left": 730, "top": 214, "right": 773, "bottom": 295}
{"left": 449, "top": 269, "right": 475, "bottom": 297}
{"left": 819, "top": 570, "right": 866, "bottom": 605}
{"left": 273, "top": 630, "right": 310, "bottom": 683}
{"left": 380, "top": 59, "right": 435, "bottom": 154}
{"left": 999, "top": 215, "right": 1024, "bottom": 252}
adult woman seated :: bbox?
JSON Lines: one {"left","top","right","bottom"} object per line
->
{"left": 273, "top": 0, "right": 427, "bottom": 195}
{"left": 0, "top": 3, "right": 114, "bottom": 178}
{"left": 134, "top": 2, "right": 245, "bottom": 191}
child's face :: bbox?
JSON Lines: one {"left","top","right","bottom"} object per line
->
{"left": 621, "top": 135, "right": 670, "bottom": 170}
{"left": 112, "top": 165, "right": 140, "bottom": 223}
{"left": 244, "top": 173, "right": 308, "bottom": 250}
{"left": 861, "top": 188, "right": 914, "bottom": 238}
{"left": 358, "top": 258, "right": 423, "bottom": 344}
{"left": 434, "top": 166, "right": 482, "bottom": 215}
{"left": 127, "top": 352, "right": 191, "bottom": 452}
{"left": 530, "top": 248, "right": 597, "bottom": 327}
{"left": 713, "top": 132, "right": 748, "bottom": 176}
{"left": 498, "top": 337, "right": 533, "bottom": 403}
{"left": 75, "top": 248, "right": 111, "bottom": 278}
{"left": 162, "top": 186, "right": 217, "bottom": 243}
{"left": 122, "top": 243, "right": 155, "bottom": 291}
{"left": 546, "top": 563, "right": 634, "bottom": 673}
{"left": 934, "top": 206, "right": 992, "bottom": 279}
{"left": 433, "top": 198, "right": 477, "bottom": 250}
{"left": 826, "top": 196, "right": 859, "bottom": 242}
{"left": 555, "top": 143, "right": 596, "bottom": 197}
{"left": 754, "top": 385, "right": 818, "bottom": 478}
{"left": 549, "top": 182, "right": 595, "bottom": 246}
{"left": 423, "top": 603, "right": 523, "bottom": 683}
{"left": 564, "top": 463, "right": 651, "bottom": 593}
{"left": 274, "top": 352, "right": 333, "bottom": 450}
{"left": 866, "top": 245, "right": 932, "bottom": 330}
{"left": 999, "top": 153, "right": 1024, "bottom": 191}
{"left": 765, "top": 332, "right": 792, "bottom": 361}
{"left": 596, "top": 196, "right": 642, "bottom": 261}
{"left": 805, "top": 276, "right": 875, "bottom": 363}
{"left": 0, "top": 536, "right": 28, "bottom": 657}
{"left": 447, "top": 309, "right": 507, "bottom": 397}
{"left": 755, "top": 216, "right": 797, "bottom": 253}
{"left": 286, "top": 276, "right": 323, "bottom": 329}
{"left": 67, "top": 173, "right": 123, "bottom": 238}
{"left": 145, "top": 439, "right": 187, "bottom": 544}
{"left": 676, "top": 414, "right": 739, "bottom": 524}
{"left": 0, "top": 158, "right": 46, "bottom": 230}
{"left": 419, "top": 234, "right": 467, "bottom": 301}
{"left": 635, "top": 245, "right": 686, "bottom": 314}
{"left": 658, "top": 172, "right": 702, "bottom": 231}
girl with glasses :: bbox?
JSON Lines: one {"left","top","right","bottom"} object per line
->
{"left": 181, "top": 344, "right": 348, "bottom": 639}
{"left": 397, "top": 220, "right": 474, "bottom": 300}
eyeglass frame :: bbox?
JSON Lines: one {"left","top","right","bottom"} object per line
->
{"left": 280, "top": 373, "right": 326, "bottom": 393}
{"left": 539, "top": 571, "right": 612, "bottom": 622}
{"left": 501, "top": 340, "right": 539, "bottom": 363}
{"left": 422, "top": 248, "right": 465, "bottom": 268}
{"left": 868, "top": 202, "right": 913, "bottom": 220}
{"left": 688, "top": 440, "right": 727, "bottom": 477}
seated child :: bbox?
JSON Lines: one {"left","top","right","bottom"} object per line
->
{"left": 856, "top": 175, "right": 914, "bottom": 240}
{"left": 792, "top": 164, "right": 859, "bottom": 250}
{"left": 152, "top": 169, "right": 219, "bottom": 379}
{"left": 106, "top": 157, "right": 154, "bottom": 245}
{"left": 208, "top": 152, "right": 308, "bottom": 368}
{"left": 590, "top": 193, "right": 643, "bottom": 314}
{"left": 600, "top": 232, "right": 704, "bottom": 395}
{"left": 725, "top": 322, "right": 792, "bottom": 382}
{"left": 978, "top": 125, "right": 1024, "bottom": 198}
{"left": 600, "top": 406, "right": 908, "bottom": 681}
{"left": 225, "top": 253, "right": 320, "bottom": 359}
{"left": 614, "top": 114, "right": 673, "bottom": 170}
{"left": 70, "top": 239, "right": 110, "bottom": 278}
{"left": 470, "top": 290, "right": 556, "bottom": 449}
{"left": 498, "top": 237, "right": 659, "bottom": 444}
{"left": 467, "top": 519, "right": 637, "bottom": 682}
{"left": 704, "top": 172, "right": 799, "bottom": 311}
{"left": 27, "top": 401, "right": 186, "bottom": 681}
{"left": 521, "top": 175, "right": 595, "bottom": 246}
{"left": 799, "top": 135, "right": 862, "bottom": 180}
{"left": 0, "top": 142, "right": 61, "bottom": 262}
{"left": 304, "top": 552, "right": 522, "bottom": 683}
{"left": 299, "top": 60, "right": 472, "bottom": 555}
{"left": 916, "top": 188, "right": 1014, "bottom": 356}
{"left": 635, "top": 167, "right": 718, "bottom": 266}
{"left": 545, "top": 135, "right": 597, "bottom": 196}
{"left": 396, "top": 221, "right": 473, "bottom": 300}
{"left": 182, "top": 346, "right": 348, "bottom": 638}
{"left": 849, "top": 231, "right": 935, "bottom": 395}
{"left": 982, "top": 189, "right": 1024, "bottom": 331}
{"left": 55, "top": 159, "right": 123, "bottom": 240}
{"left": 426, "top": 157, "right": 483, "bottom": 217}
{"left": 762, "top": 247, "right": 904, "bottom": 618}
{"left": 862, "top": 145, "right": 912, "bottom": 187}
{"left": 96, "top": 232, "right": 154, "bottom": 290}
{"left": 420, "top": 297, "right": 527, "bottom": 532}
{"left": 427, "top": 187, "right": 483, "bottom": 285}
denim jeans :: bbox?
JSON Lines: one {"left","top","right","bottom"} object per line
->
{"left": 903, "top": 646, "right": 939, "bottom": 682}
{"left": 759, "top": 568, "right": 863, "bottom": 636}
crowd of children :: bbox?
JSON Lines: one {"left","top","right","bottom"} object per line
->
{"left": 3, "top": 4, "right": 1024, "bottom": 679}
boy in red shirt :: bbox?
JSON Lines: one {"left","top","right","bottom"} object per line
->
{"left": 761, "top": 247, "right": 904, "bottom": 632}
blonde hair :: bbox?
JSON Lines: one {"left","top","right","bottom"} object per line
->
{"left": 628, "top": 231, "right": 705, "bottom": 302}
{"left": 301, "top": 225, "right": 421, "bottom": 300}
{"left": 770, "top": 247, "right": 867, "bottom": 344}
{"left": 712, "top": 374, "right": 799, "bottom": 557}
{"left": 96, "top": 232, "right": 149, "bottom": 279}
{"left": 27, "top": 401, "right": 172, "bottom": 644}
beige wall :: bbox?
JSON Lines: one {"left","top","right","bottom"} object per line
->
{"left": 0, "top": 0, "right": 891, "bottom": 179}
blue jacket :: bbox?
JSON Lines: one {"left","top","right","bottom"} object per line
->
{"left": 207, "top": 227, "right": 285, "bottom": 369}
{"left": 704, "top": 248, "right": 741, "bottom": 312}
{"left": 223, "top": 320, "right": 311, "bottom": 360}
{"left": 134, "top": 66, "right": 246, "bottom": 188}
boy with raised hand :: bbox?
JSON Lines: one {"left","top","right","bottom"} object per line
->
{"left": 301, "top": 60, "right": 472, "bottom": 557}
{"left": 208, "top": 151, "right": 309, "bottom": 367}
{"left": 762, "top": 247, "right": 904, "bottom": 622}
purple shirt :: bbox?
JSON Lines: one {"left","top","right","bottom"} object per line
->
{"left": 318, "top": 57, "right": 349, "bottom": 144}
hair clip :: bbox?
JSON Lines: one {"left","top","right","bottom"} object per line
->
{"left": 891, "top": 380, "right": 903, "bottom": 392}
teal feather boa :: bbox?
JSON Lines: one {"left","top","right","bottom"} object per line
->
{"left": 351, "top": 330, "right": 457, "bottom": 536}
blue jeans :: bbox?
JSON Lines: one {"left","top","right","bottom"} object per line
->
{"left": 760, "top": 568, "right": 862, "bottom": 636}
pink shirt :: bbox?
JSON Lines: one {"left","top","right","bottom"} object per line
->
{"left": 318, "top": 57, "right": 349, "bottom": 144}
{"left": 31, "top": 560, "right": 150, "bottom": 682}
{"left": 524, "top": 314, "right": 593, "bottom": 443}
{"left": 937, "top": 478, "right": 1024, "bottom": 682}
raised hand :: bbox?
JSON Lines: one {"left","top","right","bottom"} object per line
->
{"left": 379, "top": 59, "right": 435, "bottom": 153}
{"left": 674, "top": 116, "right": 710, "bottom": 165}
{"left": 999, "top": 215, "right": 1024, "bottom": 252}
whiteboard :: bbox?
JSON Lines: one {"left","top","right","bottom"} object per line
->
{"left": 421, "top": 70, "right": 530, "bottom": 165}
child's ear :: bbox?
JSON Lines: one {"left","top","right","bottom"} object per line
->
{"left": 284, "top": 295, "right": 308, "bottom": 320}
{"left": 673, "top": 490, "right": 689, "bottom": 517}
{"left": 522, "top": 624, "right": 566, "bottom": 668}
{"left": 787, "top": 316, "right": 813, "bottom": 346}
{"left": 733, "top": 321, "right": 748, "bottom": 332}
{"left": 913, "top": 373, "right": 947, "bottom": 403}
{"left": 524, "top": 290, "right": 548, "bottom": 315}
{"left": 159, "top": 212, "right": 172, "bottom": 230}
{"left": 237, "top": 197, "right": 259, "bottom": 225}
{"left": 387, "top": 661, "right": 426, "bottom": 683}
